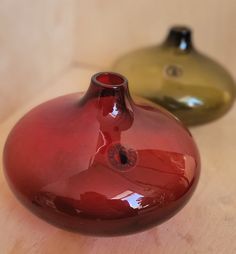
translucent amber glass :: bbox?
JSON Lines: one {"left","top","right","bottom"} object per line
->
{"left": 113, "top": 26, "right": 236, "bottom": 125}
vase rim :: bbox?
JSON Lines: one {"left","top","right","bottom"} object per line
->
{"left": 170, "top": 25, "right": 192, "bottom": 34}
{"left": 92, "top": 72, "right": 128, "bottom": 89}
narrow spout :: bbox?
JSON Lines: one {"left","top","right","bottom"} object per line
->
{"left": 82, "top": 72, "right": 133, "bottom": 113}
{"left": 80, "top": 72, "right": 134, "bottom": 130}
{"left": 164, "top": 26, "right": 193, "bottom": 51}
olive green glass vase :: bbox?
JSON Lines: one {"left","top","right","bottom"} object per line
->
{"left": 113, "top": 26, "right": 236, "bottom": 125}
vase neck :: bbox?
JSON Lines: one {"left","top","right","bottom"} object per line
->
{"left": 81, "top": 72, "right": 134, "bottom": 127}
{"left": 163, "top": 26, "right": 193, "bottom": 51}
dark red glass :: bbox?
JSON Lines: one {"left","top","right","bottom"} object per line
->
{"left": 3, "top": 72, "right": 200, "bottom": 236}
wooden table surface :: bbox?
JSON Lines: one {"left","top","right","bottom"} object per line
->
{"left": 0, "top": 67, "right": 235, "bottom": 254}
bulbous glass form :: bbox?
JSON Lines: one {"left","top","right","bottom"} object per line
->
{"left": 3, "top": 72, "right": 200, "bottom": 236}
{"left": 113, "top": 26, "right": 236, "bottom": 125}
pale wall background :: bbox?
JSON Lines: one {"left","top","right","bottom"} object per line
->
{"left": 0, "top": 0, "right": 77, "bottom": 122}
{"left": 1, "top": 0, "right": 236, "bottom": 121}
{"left": 76, "top": 0, "right": 236, "bottom": 72}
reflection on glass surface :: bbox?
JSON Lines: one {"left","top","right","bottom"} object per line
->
{"left": 112, "top": 191, "right": 144, "bottom": 209}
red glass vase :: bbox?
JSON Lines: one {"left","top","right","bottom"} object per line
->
{"left": 3, "top": 72, "right": 200, "bottom": 236}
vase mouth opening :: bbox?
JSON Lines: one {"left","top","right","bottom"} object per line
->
{"left": 170, "top": 26, "right": 191, "bottom": 34}
{"left": 92, "top": 72, "right": 128, "bottom": 88}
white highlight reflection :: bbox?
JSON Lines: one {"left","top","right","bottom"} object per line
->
{"left": 179, "top": 96, "right": 203, "bottom": 107}
{"left": 110, "top": 103, "right": 119, "bottom": 118}
{"left": 112, "top": 190, "right": 144, "bottom": 209}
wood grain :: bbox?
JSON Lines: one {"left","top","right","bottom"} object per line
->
{"left": 0, "top": 67, "right": 235, "bottom": 254}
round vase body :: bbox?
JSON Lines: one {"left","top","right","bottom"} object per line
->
{"left": 113, "top": 26, "right": 236, "bottom": 125}
{"left": 3, "top": 72, "right": 200, "bottom": 236}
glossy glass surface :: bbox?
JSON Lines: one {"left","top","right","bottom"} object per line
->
{"left": 3, "top": 72, "right": 200, "bottom": 236}
{"left": 113, "top": 26, "right": 236, "bottom": 125}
